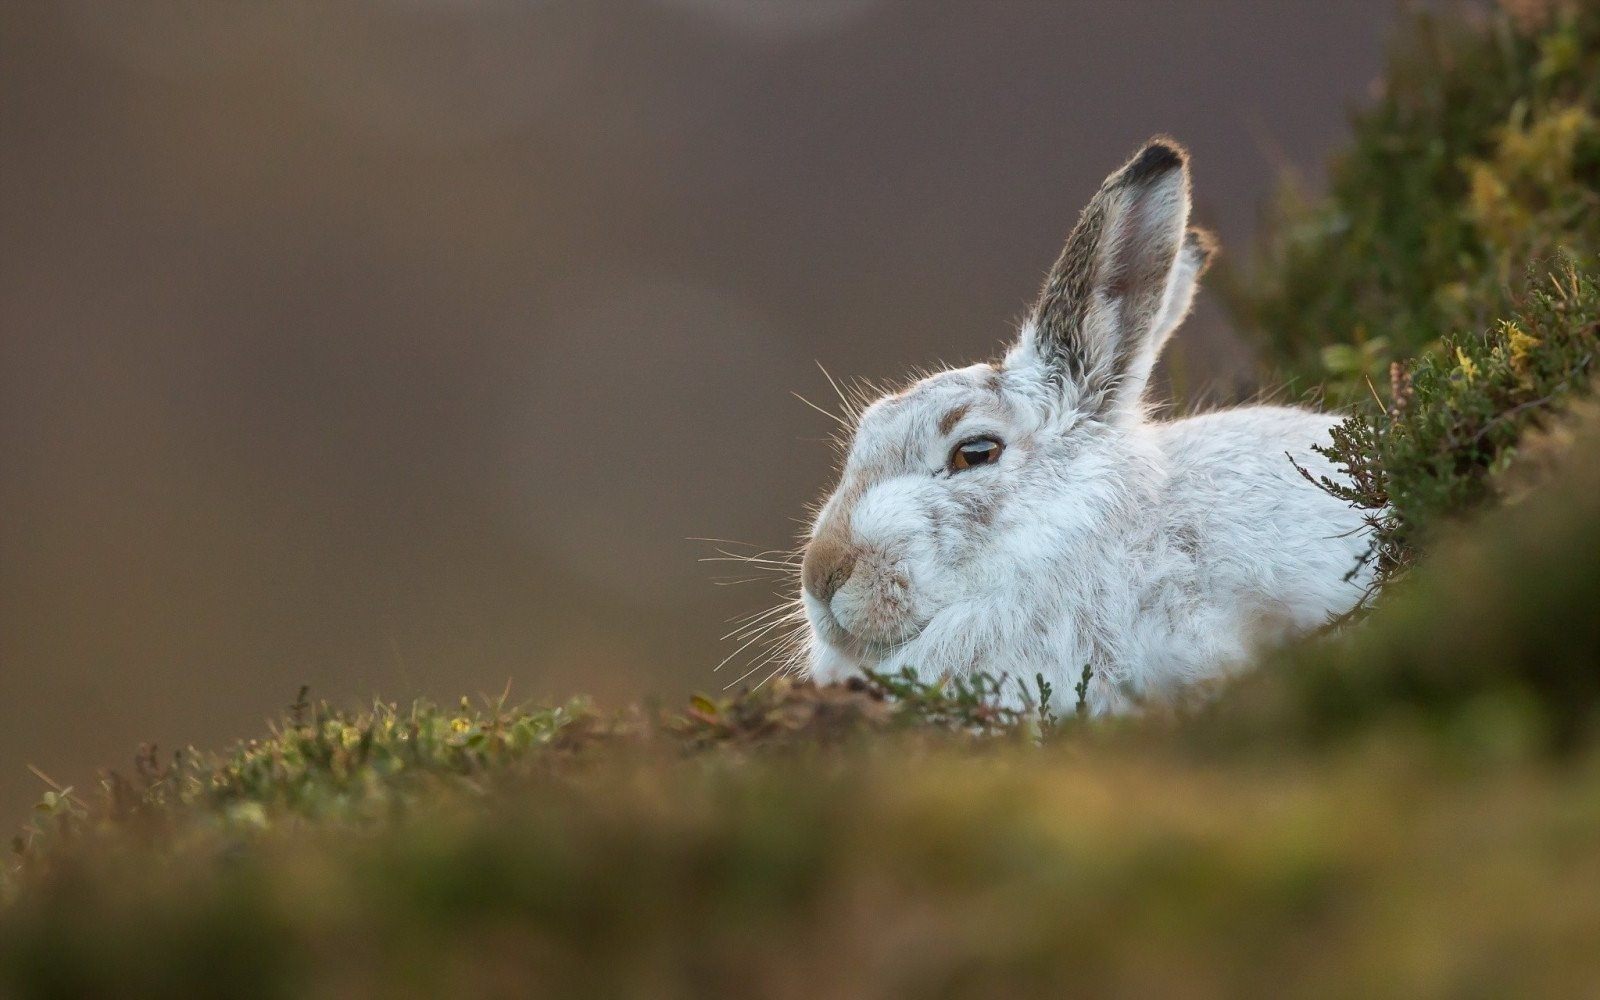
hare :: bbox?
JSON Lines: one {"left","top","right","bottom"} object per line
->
{"left": 798, "top": 138, "right": 1371, "bottom": 714}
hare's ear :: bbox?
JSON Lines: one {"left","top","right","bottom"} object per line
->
{"left": 1008, "top": 138, "right": 1195, "bottom": 418}
{"left": 1150, "top": 227, "right": 1216, "bottom": 360}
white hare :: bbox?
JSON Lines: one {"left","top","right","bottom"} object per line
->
{"left": 799, "top": 137, "right": 1371, "bottom": 714}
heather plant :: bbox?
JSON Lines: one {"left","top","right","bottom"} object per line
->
{"left": 1301, "top": 267, "right": 1599, "bottom": 580}
{"left": 1239, "top": 2, "right": 1600, "bottom": 399}
{"left": 1234, "top": 2, "right": 1600, "bottom": 582}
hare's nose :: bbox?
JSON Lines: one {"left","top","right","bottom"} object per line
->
{"left": 802, "top": 532, "right": 857, "bottom": 604}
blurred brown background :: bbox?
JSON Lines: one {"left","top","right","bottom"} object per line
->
{"left": 1, "top": 1, "right": 1395, "bottom": 828}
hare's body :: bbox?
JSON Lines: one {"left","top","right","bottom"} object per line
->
{"left": 1112, "top": 407, "right": 1368, "bottom": 707}
{"left": 797, "top": 139, "right": 1371, "bottom": 714}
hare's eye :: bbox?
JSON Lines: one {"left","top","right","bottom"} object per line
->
{"left": 949, "top": 436, "right": 1003, "bottom": 472}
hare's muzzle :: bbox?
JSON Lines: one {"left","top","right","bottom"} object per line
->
{"left": 802, "top": 530, "right": 857, "bottom": 605}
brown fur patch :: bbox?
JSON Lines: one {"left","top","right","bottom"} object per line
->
{"left": 937, "top": 405, "right": 969, "bottom": 436}
{"left": 803, "top": 478, "right": 868, "bottom": 600}
{"left": 801, "top": 525, "right": 857, "bottom": 602}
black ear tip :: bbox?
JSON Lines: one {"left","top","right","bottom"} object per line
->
{"left": 1119, "top": 137, "right": 1188, "bottom": 186}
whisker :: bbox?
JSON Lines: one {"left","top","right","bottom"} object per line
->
{"left": 731, "top": 614, "right": 796, "bottom": 648}
{"left": 727, "top": 602, "right": 798, "bottom": 626}
{"left": 761, "top": 627, "right": 808, "bottom": 666}
{"left": 792, "top": 390, "right": 852, "bottom": 429}
{"left": 700, "top": 555, "right": 801, "bottom": 573}
{"left": 701, "top": 545, "right": 803, "bottom": 561}
{"left": 718, "top": 599, "right": 812, "bottom": 690}
{"left": 766, "top": 626, "right": 809, "bottom": 660}
{"left": 816, "top": 360, "right": 849, "bottom": 407}
{"left": 715, "top": 612, "right": 801, "bottom": 673}
{"left": 699, "top": 555, "right": 800, "bottom": 568}
{"left": 724, "top": 638, "right": 793, "bottom": 687}
{"left": 749, "top": 625, "right": 800, "bottom": 657}
{"left": 751, "top": 661, "right": 793, "bottom": 692}
{"left": 772, "top": 641, "right": 810, "bottom": 680}
{"left": 722, "top": 605, "right": 802, "bottom": 642}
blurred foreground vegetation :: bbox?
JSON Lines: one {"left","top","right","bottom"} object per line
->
{"left": 9, "top": 3, "right": 1600, "bottom": 997}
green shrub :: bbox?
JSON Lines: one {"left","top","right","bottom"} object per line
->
{"left": 1230, "top": 2, "right": 1600, "bottom": 580}
{"left": 1304, "top": 267, "right": 1599, "bottom": 579}
{"left": 1237, "top": 2, "right": 1600, "bottom": 400}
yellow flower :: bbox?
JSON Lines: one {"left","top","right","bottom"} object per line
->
{"left": 1503, "top": 320, "right": 1541, "bottom": 371}
{"left": 1456, "top": 348, "right": 1480, "bottom": 383}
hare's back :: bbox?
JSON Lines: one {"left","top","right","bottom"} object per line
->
{"left": 1156, "top": 405, "right": 1338, "bottom": 482}
{"left": 1152, "top": 405, "right": 1369, "bottom": 619}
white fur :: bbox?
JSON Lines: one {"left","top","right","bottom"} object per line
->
{"left": 798, "top": 140, "right": 1372, "bottom": 714}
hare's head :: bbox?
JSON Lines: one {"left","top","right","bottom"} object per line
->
{"left": 801, "top": 138, "right": 1214, "bottom": 681}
